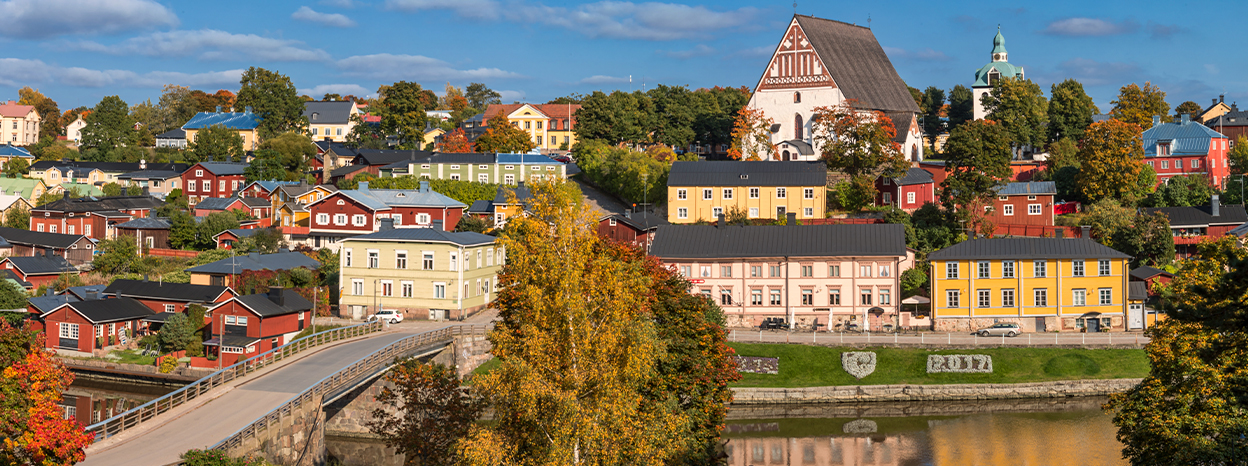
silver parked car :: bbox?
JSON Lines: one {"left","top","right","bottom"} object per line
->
{"left": 976, "top": 322, "right": 1021, "bottom": 337}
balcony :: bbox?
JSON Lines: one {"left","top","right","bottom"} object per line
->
{"left": 281, "top": 226, "right": 309, "bottom": 236}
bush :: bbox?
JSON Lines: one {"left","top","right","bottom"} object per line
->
{"left": 159, "top": 355, "right": 178, "bottom": 373}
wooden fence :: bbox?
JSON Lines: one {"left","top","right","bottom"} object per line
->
{"left": 146, "top": 248, "right": 199, "bottom": 259}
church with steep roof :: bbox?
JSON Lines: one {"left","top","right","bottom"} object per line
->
{"left": 972, "top": 27, "right": 1025, "bottom": 120}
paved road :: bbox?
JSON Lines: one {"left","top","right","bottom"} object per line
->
{"left": 567, "top": 165, "right": 628, "bottom": 216}
{"left": 80, "top": 329, "right": 426, "bottom": 466}
{"left": 727, "top": 329, "right": 1151, "bottom": 348}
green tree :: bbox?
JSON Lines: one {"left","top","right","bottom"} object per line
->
{"left": 980, "top": 77, "right": 1048, "bottom": 154}
{"left": 244, "top": 149, "right": 289, "bottom": 182}
{"left": 1084, "top": 199, "right": 1174, "bottom": 267}
{"left": 939, "top": 119, "right": 1012, "bottom": 234}
{"left": 1174, "top": 100, "right": 1203, "bottom": 122}
{"left": 80, "top": 95, "right": 135, "bottom": 154}
{"left": 255, "top": 131, "right": 315, "bottom": 179}
{"left": 454, "top": 215, "right": 493, "bottom": 233}
{"left": 946, "top": 85, "right": 974, "bottom": 131}
{"left": 812, "top": 100, "right": 908, "bottom": 211}
{"left": 196, "top": 212, "right": 240, "bottom": 250}
{"left": 129, "top": 99, "right": 160, "bottom": 135}
{"left": 93, "top": 237, "right": 140, "bottom": 275}
{"left": 646, "top": 85, "right": 697, "bottom": 147}
{"left": 1110, "top": 82, "right": 1170, "bottom": 130}
{"left": 575, "top": 90, "right": 652, "bottom": 145}
{"left": 1041, "top": 137, "right": 1082, "bottom": 202}
{"left": 0, "top": 281, "right": 26, "bottom": 310}
{"left": 235, "top": 228, "right": 284, "bottom": 254}
{"left": 3, "top": 205, "right": 28, "bottom": 230}
{"left": 102, "top": 182, "right": 124, "bottom": 197}
{"left": 17, "top": 87, "right": 61, "bottom": 140}
{"left": 157, "top": 85, "right": 199, "bottom": 133}
{"left": 921, "top": 86, "right": 946, "bottom": 152}
{"left": 1047, "top": 79, "right": 1098, "bottom": 143}
{"left": 1229, "top": 136, "right": 1248, "bottom": 175}
{"left": 464, "top": 82, "right": 502, "bottom": 112}
{"left": 157, "top": 313, "right": 198, "bottom": 352}
{"left": 378, "top": 81, "right": 429, "bottom": 150}
{"left": 234, "top": 67, "right": 306, "bottom": 139}
{"left": 187, "top": 124, "right": 244, "bottom": 164}
{"left": 1146, "top": 175, "right": 1215, "bottom": 207}
{"left": 3, "top": 158, "right": 28, "bottom": 179}
{"left": 168, "top": 210, "right": 198, "bottom": 250}
{"left": 367, "top": 360, "right": 485, "bottom": 466}
{"left": 908, "top": 86, "right": 923, "bottom": 110}
{"left": 475, "top": 114, "right": 536, "bottom": 154}
{"left": 1075, "top": 119, "right": 1146, "bottom": 204}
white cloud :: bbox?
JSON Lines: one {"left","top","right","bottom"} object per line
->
{"left": 662, "top": 44, "right": 714, "bottom": 59}
{"left": 0, "top": 57, "right": 241, "bottom": 88}
{"left": 578, "top": 75, "right": 629, "bottom": 85}
{"left": 1042, "top": 17, "right": 1137, "bottom": 36}
{"left": 882, "top": 46, "right": 952, "bottom": 62}
{"left": 1054, "top": 58, "right": 1141, "bottom": 86}
{"left": 498, "top": 90, "right": 526, "bottom": 102}
{"left": 74, "top": 29, "right": 330, "bottom": 62}
{"left": 336, "top": 53, "right": 522, "bottom": 81}
{"left": 0, "top": 0, "right": 177, "bottom": 39}
{"left": 300, "top": 83, "right": 372, "bottom": 98}
{"left": 292, "top": 6, "right": 357, "bottom": 27}
{"left": 319, "top": 0, "right": 356, "bottom": 7}
{"left": 388, "top": 0, "right": 758, "bottom": 41}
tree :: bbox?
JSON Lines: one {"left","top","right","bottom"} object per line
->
{"left": 980, "top": 77, "right": 1048, "bottom": 154}
{"left": 439, "top": 128, "right": 473, "bottom": 153}
{"left": 646, "top": 84, "right": 697, "bottom": 147}
{"left": 475, "top": 114, "right": 536, "bottom": 154}
{"left": 1146, "top": 175, "right": 1216, "bottom": 207}
{"left": 188, "top": 124, "right": 244, "bottom": 164}
{"left": 80, "top": 95, "right": 135, "bottom": 154}
{"left": 940, "top": 120, "right": 1012, "bottom": 235}
{"left": 908, "top": 86, "right": 923, "bottom": 110}
{"left": 234, "top": 67, "right": 306, "bottom": 139}
{"left": 1229, "top": 136, "right": 1248, "bottom": 175}
{"left": 1075, "top": 119, "right": 1146, "bottom": 204}
{"left": 464, "top": 82, "right": 502, "bottom": 112}
{"left": 1110, "top": 82, "right": 1170, "bottom": 130}
{"left": 947, "top": 85, "right": 974, "bottom": 131}
{"left": 17, "top": 87, "right": 61, "bottom": 140}
{"left": 812, "top": 100, "right": 908, "bottom": 210}
{"left": 574, "top": 90, "right": 652, "bottom": 145}
{"left": 235, "top": 227, "right": 284, "bottom": 254}
{"left": 377, "top": 81, "right": 429, "bottom": 150}
{"left": 1174, "top": 100, "right": 1203, "bottom": 122}
{"left": 0, "top": 281, "right": 26, "bottom": 310}
{"left": 129, "top": 99, "right": 160, "bottom": 135}
{"left": 196, "top": 212, "right": 240, "bottom": 250}
{"left": 4, "top": 204, "right": 28, "bottom": 230}
{"left": 368, "top": 360, "right": 485, "bottom": 466}
{"left": 454, "top": 215, "right": 492, "bottom": 233}
{"left": 102, "top": 182, "right": 123, "bottom": 197}
{"left": 726, "top": 106, "right": 775, "bottom": 161}
{"left": 157, "top": 85, "right": 199, "bottom": 132}
{"left": 243, "top": 149, "right": 287, "bottom": 182}
{"left": 0, "top": 321, "right": 93, "bottom": 466}
{"left": 921, "top": 86, "right": 946, "bottom": 152}
{"left": 157, "top": 313, "right": 198, "bottom": 352}
{"left": 4, "top": 158, "right": 28, "bottom": 179}
{"left": 1047, "top": 79, "right": 1098, "bottom": 143}
{"left": 255, "top": 131, "right": 315, "bottom": 179}
{"left": 93, "top": 237, "right": 140, "bottom": 275}
{"left": 1040, "top": 138, "right": 1082, "bottom": 202}
{"left": 1083, "top": 199, "right": 1174, "bottom": 267}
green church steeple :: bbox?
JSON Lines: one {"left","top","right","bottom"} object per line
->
{"left": 991, "top": 26, "right": 1007, "bottom": 61}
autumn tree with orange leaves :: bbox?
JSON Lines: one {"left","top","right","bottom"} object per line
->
{"left": 727, "top": 106, "right": 775, "bottom": 161}
{"left": 439, "top": 128, "right": 474, "bottom": 153}
{"left": 812, "top": 99, "right": 908, "bottom": 211}
{"left": 0, "top": 321, "right": 93, "bottom": 466}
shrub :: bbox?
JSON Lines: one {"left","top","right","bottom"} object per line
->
{"left": 159, "top": 355, "right": 178, "bottom": 373}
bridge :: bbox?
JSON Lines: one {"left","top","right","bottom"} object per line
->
{"left": 80, "top": 322, "right": 492, "bottom": 466}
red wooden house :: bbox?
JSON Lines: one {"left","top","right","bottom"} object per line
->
{"left": 204, "top": 288, "right": 313, "bottom": 365}
{"left": 986, "top": 181, "right": 1057, "bottom": 227}
{"left": 875, "top": 167, "right": 935, "bottom": 212}
{"left": 30, "top": 194, "right": 162, "bottom": 240}
{"left": 597, "top": 212, "right": 667, "bottom": 251}
{"left": 0, "top": 226, "right": 95, "bottom": 264}
{"left": 1144, "top": 195, "right": 1246, "bottom": 258}
{"left": 0, "top": 252, "right": 78, "bottom": 290}
{"left": 38, "top": 297, "right": 154, "bottom": 354}
{"left": 103, "top": 279, "right": 233, "bottom": 315}
{"left": 1144, "top": 115, "right": 1232, "bottom": 188}
{"left": 1129, "top": 266, "right": 1173, "bottom": 301}
{"left": 305, "top": 181, "right": 465, "bottom": 245}
{"left": 182, "top": 161, "right": 248, "bottom": 206}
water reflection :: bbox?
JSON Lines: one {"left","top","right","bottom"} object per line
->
{"left": 62, "top": 378, "right": 176, "bottom": 427}
{"left": 724, "top": 398, "right": 1126, "bottom": 466}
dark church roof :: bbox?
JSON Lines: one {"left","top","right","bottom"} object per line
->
{"left": 793, "top": 15, "right": 921, "bottom": 113}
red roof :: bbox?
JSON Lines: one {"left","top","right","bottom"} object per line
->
{"left": 0, "top": 102, "right": 36, "bottom": 118}
{"left": 482, "top": 103, "right": 581, "bottom": 122}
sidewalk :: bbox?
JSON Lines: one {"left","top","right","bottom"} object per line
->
{"left": 727, "top": 328, "right": 1151, "bottom": 349}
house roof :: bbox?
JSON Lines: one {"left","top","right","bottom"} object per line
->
{"left": 0, "top": 144, "right": 33, "bottom": 158}
{"left": 0, "top": 102, "right": 36, "bottom": 118}
{"left": 213, "top": 228, "right": 261, "bottom": 240}
{"left": 0, "top": 226, "right": 86, "bottom": 249}
{"left": 482, "top": 103, "right": 581, "bottom": 122}
{"left": 115, "top": 217, "right": 171, "bottom": 230}
{"left": 244, "top": 180, "right": 300, "bottom": 193}
{"left": 1130, "top": 266, "right": 1172, "bottom": 281}
{"left": 117, "top": 170, "right": 182, "bottom": 181}
{"left": 34, "top": 195, "right": 163, "bottom": 213}
{"left": 492, "top": 183, "right": 531, "bottom": 205}
{"left": 28, "top": 294, "right": 78, "bottom": 314}
{"left": 62, "top": 284, "right": 107, "bottom": 300}
{"left": 1143, "top": 120, "right": 1229, "bottom": 157}
{"left": 234, "top": 289, "right": 313, "bottom": 317}
{"left": 59, "top": 183, "right": 106, "bottom": 197}
{"left": 792, "top": 15, "right": 920, "bottom": 113}
{"left": 342, "top": 227, "right": 497, "bottom": 247}
{"left": 892, "top": 167, "right": 933, "bottom": 186}
{"left": 605, "top": 212, "right": 668, "bottom": 231}
{"left": 319, "top": 183, "right": 466, "bottom": 211}
{"left": 354, "top": 149, "right": 434, "bottom": 166}
{"left": 204, "top": 334, "right": 261, "bottom": 348}
{"left": 778, "top": 139, "right": 814, "bottom": 156}
{"left": 467, "top": 200, "right": 493, "bottom": 214}
{"left": 1129, "top": 281, "right": 1149, "bottom": 301}
{"left": 104, "top": 279, "right": 230, "bottom": 303}
{"left": 3, "top": 254, "right": 77, "bottom": 275}
{"left": 650, "top": 223, "right": 907, "bottom": 259}
{"left": 667, "top": 161, "right": 827, "bottom": 187}
{"left": 330, "top": 164, "right": 369, "bottom": 178}
{"left": 0, "top": 178, "right": 44, "bottom": 198}
{"left": 1204, "top": 108, "right": 1248, "bottom": 128}
{"left": 30, "top": 160, "right": 188, "bottom": 174}
{"left": 182, "top": 111, "right": 261, "bottom": 130}
{"left": 156, "top": 128, "right": 185, "bottom": 139}
{"left": 1230, "top": 222, "right": 1248, "bottom": 238}
{"left": 192, "top": 197, "right": 244, "bottom": 211}
{"left": 52, "top": 297, "right": 155, "bottom": 324}
{"left": 1144, "top": 204, "right": 1247, "bottom": 227}
{"left": 196, "top": 162, "right": 248, "bottom": 176}
{"left": 0, "top": 194, "right": 29, "bottom": 211}
{"left": 993, "top": 181, "right": 1057, "bottom": 196}
{"left": 303, "top": 101, "right": 355, "bottom": 125}
{"left": 927, "top": 238, "right": 1131, "bottom": 261}
{"left": 186, "top": 251, "right": 321, "bottom": 275}
{"left": 240, "top": 197, "right": 269, "bottom": 208}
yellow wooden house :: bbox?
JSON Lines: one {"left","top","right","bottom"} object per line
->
{"left": 482, "top": 103, "right": 580, "bottom": 151}
{"left": 666, "top": 161, "right": 827, "bottom": 224}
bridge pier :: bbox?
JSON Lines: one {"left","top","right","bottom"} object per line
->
{"left": 226, "top": 393, "right": 326, "bottom": 466}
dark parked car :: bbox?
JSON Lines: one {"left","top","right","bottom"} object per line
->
{"left": 760, "top": 317, "right": 789, "bottom": 330}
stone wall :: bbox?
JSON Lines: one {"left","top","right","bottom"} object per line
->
{"left": 730, "top": 378, "right": 1141, "bottom": 405}
{"left": 726, "top": 394, "right": 1108, "bottom": 420}
{"left": 227, "top": 393, "right": 326, "bottom": 466}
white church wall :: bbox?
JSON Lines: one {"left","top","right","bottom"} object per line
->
{"left": 748, "top": 86, "right": 843, "bottom": 161}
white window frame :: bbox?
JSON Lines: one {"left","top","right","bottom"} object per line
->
{"left": 1028, "top": 204, "right": 1042, "bottom": 215}
{"left": 334, "top": 214, "right": 347, "bottom": 226}
{"left": 677, "top": 189, "right": 687, "bottom": 200}
{"left": 401, "top": 281, "right": 413, "bottom": 298}
{"left": 1099, "top": 288, "right": 1112, "bottom": 305}
{"left": 677, "top": 208, "right": 688, "bottom": 219}
{"left": 352, "top": 214, "right": 367, "bottom": 226}
{"left": 702, "top": 188, "right": 712, "bottom": 200}
{"left": 776, "top": 187, "right": 787, "bottom": 199}
{"left": 906, "top": 192, "right": 915, "bottom": 204}
{"left": 395, "top": 250, "right": 407, "bottom": 269}
{"left": 1002, "top": 289, "right": 1015, "bottom": 307}
{"left": 1003, "top": 204, "right": 1014, "bottom": 216}
{"left": 722, "top": 188, "right": 733, "bottom": 200}
{"left": 946, "top": 290, "right": 960, "bottom": 308}
{"left": 1002, "top": 260, "right": 1014, "bottom": 278}
{"left": 945, "top": 262, "right": 958, "bottom": 279}
{"left": 749, "top": 187, "right": 759, "bottom": 199}
{"left": 1098, "top": 260, "right": 1110, "bottom": 276}
{"left": 1072, "top": 289, "right": 1086, "bottom": 306}
{"left": 1034, "top": 260, "right": 1047, "bottom": 278}
{"left": 804, "top": 188, "right": 814, "bottom": 199}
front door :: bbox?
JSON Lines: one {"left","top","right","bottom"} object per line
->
{"left": 1086, "top": 318, "right": 1100, "bottom": 333}
{"left": 1035, "top": 317, "right": 1046, "bottom": 333}
{"left": 776, "top": 206, "right": 786, "bottom": 219}
{"left": 1128, "top": 304, "right": 1144, "bottom": 330}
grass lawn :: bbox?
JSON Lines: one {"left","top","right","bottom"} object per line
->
{"left": 729, "top": 343, "right": 1149, "bottom": 388}
{"left": 290, "top": 324, "right": 344, "bottom": 341}
{"left": 109, "top": 349, "right": 157, "bottom": 366}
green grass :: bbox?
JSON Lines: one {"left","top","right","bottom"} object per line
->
{"left": 291, "top": 324, "right": 344, "bottom": 341}
{"left": 729, "top": 343, "right": 1149, "bottom": 388}
{"left": 109, "top": 349, "right": 156, "bottom": 366}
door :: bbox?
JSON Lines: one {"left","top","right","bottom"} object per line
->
{"left": 1035, "top": 317, "right": 1046, "bottom": 333}
{"left": 1086, "top": 318, "right": 1100, "bottom": 332}
{"left": 776, "top": 206, "right": 786, "bottom": 219}
{"left": 1128, "top": 304, "right": 1144, "bottom": 330}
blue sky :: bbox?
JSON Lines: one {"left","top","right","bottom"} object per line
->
{"left": 0, "top": 0, "right": 1243, "bottom": 114}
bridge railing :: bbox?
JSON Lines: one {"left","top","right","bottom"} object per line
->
{"left": 211, "top": 324, "right": 492, "bottom": 454}
{"left": 85, "top": 320, "right": 385, "bottom": 443}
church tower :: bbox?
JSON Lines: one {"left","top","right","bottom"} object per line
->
{"left": 973, "top": 27, "right": 1024, "bottom": 120}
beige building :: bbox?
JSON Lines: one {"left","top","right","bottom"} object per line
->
{"left": 339, "top": 222, "right": 501, "bottom": 321}
{"left": 666, "top": 161, "right": 827, "bottom": 224}
{"left": 481, "top": 103, "right": 580, "bottom": 151}
{"left": 650, "top": 222, "right": 915, "bottom": 331}
{"left": 0, "top": 101, "right": 41, "bottom": 146}
{"left": 304, "top": 101, "right": 359, "bottom": 143}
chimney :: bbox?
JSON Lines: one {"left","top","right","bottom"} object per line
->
{"left": 1152, "top": 115, "right": 1161, "bottom": 127}
{"left": 358, "top": 181, "right": 369, "bottom": 191}
{"left": 267, "top": 286, "right": 285, "bottom": 306}
{"left": 1221, "top": 94, "right": 1225, "bottom": 103}
{"left": 1214, "top": 98, "right": 1219, "bottom": 106}
{"left": 324, "top": 137, "right": 332, "bottom": 143}
{"left": 62, "top": 191, "right": 69, "bottom": 199}
{"left": 1081, "top": 225, "right": 1091, "bottom": 239}
{"left": 215, "top": 106, "right": 222, "bottom": 113}
{"left": 1056, "top": 228, "right": 1064, "bottom": 238}
{"left": 517, "top": 181, "right": 525, "bottom": 189}
{"left": 86, "top": 290, "right": 98, "bottom": 301}
{"left": 1181, "top": 114, "right": 1190, "bottom": 125}
{"left": 1212, "top": 194, "right": 1221, "bottom": 217}
{"left": 140, "top": 159, "right": 146, "bottom": 170}
{"left": 379, "top": 218, "right": 395, "bottom": 231}
{"left": 431, "top": 219, "right": 444, "bottom": 231}
{"left": 717, "top": 212, "right": 725, "bottom": 227}
{"left": 419, "top": 180, "right": 429, "bottom": 193}
{"left": 624, "top": 211, "right": 631, "bottom": 219}
{"left": 279, "top": 247, "right": 290, "bottom": 253}
{"left": 786, "top": 212, "right": 797, "bottom": 226}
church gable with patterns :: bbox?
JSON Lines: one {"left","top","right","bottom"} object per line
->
{"left": 747, "top": 14, "right": 923, "bottom": 162}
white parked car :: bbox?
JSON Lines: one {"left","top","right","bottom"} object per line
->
{"left": 368, "top": 309, "right": 404, "bottom": 324}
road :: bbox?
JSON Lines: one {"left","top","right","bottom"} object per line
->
{"left": 727, "top": 329, "right": 1151, "bottom": 348}
{"left": 80, "top": 329, "right": 424, "bottom": 466}
{"left": 567, "top": 164, "right": 627, "bottom": 216}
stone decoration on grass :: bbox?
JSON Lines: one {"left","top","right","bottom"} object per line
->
{"left": 927, "top": 354, "right": 993, "bottom": 373}
{"left": 841, "top": 352, "right": 876, "bottom": 379}
{"left": 735, "top": 356, "right": 779, "bottom": 374}
{"left": 842, "top": 419, "right": 878, "bottom": 434}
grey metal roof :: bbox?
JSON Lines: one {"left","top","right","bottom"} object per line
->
{"left": 1129, "top": 266, "right": 1171, "bottom": 281}
{"left": 467, "top": 200, "right": 493, "bottom": 214}
{"left": 204, "top": 334, "right": 261, "bottom": 348}
{"left": 192, "top": 197, "right": 242, "bottom": 211}
{"left": 793, "top": 15, "right": 921, "bottom": 113}
{"left": 63, "top": 284, "right": 107, "bottom": 300}
{"left": 1230, "top": 222, "right": 1248, "bottom": 238}
{"left": 355, "top": 149, "right": 434, "bottom": 166}
{"left": 34, "top": 195, "right": 163, "bottom": 213}
{"left": 342, "top": 227, "right": 497, "bottom": 247}
{"left": 115, "top": 217, "right": 171, "bottom": 230}
{"left": 213, "top": 228, "right": 261, "bottom": 240}
{"left": 1129, "top": 282, "right": 1148, "bottom": 301}
{"left": 607, "top": 212, "right": 669, "bottom": 231}
{"left": 330, "top": 164, "right": 369, "bottom": 177}
{"left": 0, "top": 226, "right": 85, "bottom": 249}
{"left": 303, "top": 101, "right": 355, "bottom": 125}
{"left": 1143, "top": 120, "right": 1228, "bottom": 157}
{"left": 1205, "top": 109, "right": 1248, "bottom": 128}
{"left": 351, "top": 186, "right": 466, "bottom": 209}
{"left": 927, "top": 238, "right": 1131, "bottom": 261}
{"left": 649, "top": 224, "right": 907, "bottom": 259}
{"left": 235, "top": 290, "right": 312, "bottom": 317}
{"left": 492, "top": 184, "right": 531, "bottom": 205}
{"left": 104, "top": 279, "right": 230, "bottom": 303}
{"left": 778, "top": 139, "right": 814, "bottom": 155}
{"left": 28, "top": 294, "right": 78, "bottom": 314}
{"left": 57, "top": 297, "right": 155, "bottom": 324}
{"left": 240, "top": 197, "right": 269, "bottom": 208}
{"left": 993, "top": 181, "right": 1057, "bottom": 196}
{"left": 4, "top": 255, "right": 77, "bottom": 275}
{"left": 667, "top": 161, "right": 827, "bottom": 187}
{"left": 30, "top": 161, "right": 188, "bottom": 173}
{"left": 156, "top": 128, "right": 185, "bottom": 139}
{"left": 1144, "top": 204, "right": 1247, "bottom": 227}
{"left": 186, "top": 252, "right": 321, "bottom": 275}
{"left": 893, "top": 167, "right": 933, "bottom": 186}
{"left": 117, "top": 170, "right": 182, "bottom": 180}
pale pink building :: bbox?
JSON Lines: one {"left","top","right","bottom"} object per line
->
{"left": 649, "top": 218, "right": 915, "bottom": 331}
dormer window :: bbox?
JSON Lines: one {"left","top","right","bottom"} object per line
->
{"left": 988, "top": 69, "right": 1001, "bottom": 85}
{"left": 312, "top": 112, "right": 319, "bottom": 121}
{"left": 1158, "top": 142, "right": 1171, "bottom": 156}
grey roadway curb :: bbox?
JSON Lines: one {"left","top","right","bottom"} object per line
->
{"left": 729, "top": 378, "right": 1142, "bottom": 405}
{"left": 84, "top": 327, "right": 396, "bottom": 455}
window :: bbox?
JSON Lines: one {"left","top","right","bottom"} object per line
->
{"left": 36, "top": 224, "right": 43, "bottom": 232}
{"left": 1072, "top": 288, "right": 1087, "bottom": 306}
{"left": 1161, "top": 160, "right": 1169, "bottom": 169}
{"left": 1004, "top": 204, "right": 1014, "bottom": 216}
{"left": 721, "top": 265, "right": 732, "bottom": 278}
{"left": 721, "top": 290, "right": 733, "bottom": 305}
{"left": 879, "top": 289, "right": 891, "bottom": 305}
{"left": 860, "top": 289, "right": 872, "bottom": 305}
{"left": 1175, "top": 160, "right": 1183, "bottom": 169}
{"left": 344, "top": 249, "right": 352, "bottom": 267}
{"left": 769, "top": 265, "right": 781, "bottom": 277}
{"left": 396, "top": 251, "right": 407, "bottom": 269}
{"left": 800, "top": 265, "right": 812, "bottom": 277}
{"left": 1034, "top": 289, "right": 1048, "bottom": 306}
{"left": 1001, "top": 261, "right": 1014, "bottom": 278}
{"left": 67, "top": 225, "right": 74, "bottom": 235}
{"left": 59, "top": 323, "right": 78, "bottom": 340}
{"left": 712, "top": 207, "right": 723, "bottom": 218}
{"left": 978, "top": 261, "right": 990, "bottom": 279}
{"left": 450, "top": 174, "right": 460, "bottom": 181}
{"left": 751, "top": 290, "right": 763, "bottom": 306}
{"left": 487, "top": 249, "right": 494, "bottom": 266}
{"left": 334, "top": 214, "right": 347, "bottom": 226}
{"left": 1099, "top": 288, "right": 1112, "bottom": 305}
{"left": 550, "top": 136, "right": 557, "bottom": 145}
{"left": 416, "top": 213, "right": 431, "bottom": 224}
{"left": 700, "top": 266, "right": 711, "bottom": 278}
{"left": 804, "top": 207, "right": 813, "bottom": 217}
{"left": 1193, "top": 160, "right": 1201, "bottom": 168}
{"left": 219, "top": 180, "right": 226, "bottom": 192}
{"left": 195, "top": 170, "right": 203, "bottom": 177}
{"left": 829, "top": 289, "right": 841, "bottom": 305}
{"left": 479, "top": 173, "right": 489, "bottom": 183}
{"left": 677, "top": 208, "right": 688, "bottom": 219}
{"left": 749, "top": 207, "right": 758, "bottom": 218}
{"left": 50, "top": 225, "right": 56, "bottom": 233}
{"left": 776, "top": 187, "right": 786, "bottom": 198}
{"left": 164, "top": 304, "right": 176, "bottom": 313}
{"left": 880, "top": 265, "right": 891, "bottom": 277}
{"left": 769, "top": 290, "right": 782, "bottom": 306}
{"left": 449, "top": 252, "right": 458, "bottom": 271}
{"left": 434, "top": 283, "right": 445, "bottom": 299}
{"left": 677, "top": 189, "right": 687, "bottom": 200}
{"left": 860, "top": 265, "right": 871, "bottom": 277}
{"left": 401, "top": 281, "right": 413, "bottom": 298}
{"left": 1158, "top": 143, "right": 1171, "bottom": 156}
{"left": 1027, "top": 204, "right": 1042, "bottom": 215}
{"left": 1034, "top": 260, "right": 1048, "bottom": 277}
{"left": 978, "top": 289, "right": 991, "bottom": 308}
{"left": 907, "top": 192, "right": 915, "bottom": 204}
{"left": 352, "top": 279, "right": 363, "bottom": 295}
{"left": 722, "top": 188, "right": 733, "bottom": 199}
{"left": 187, "top": 180, "right": 196, "bottom": 192}
{"left": 367, "top": 250, "right": 379, "bottom": 268}
{"left": 679, "top": 265, "right": 691, "bottom": 277}
{"left": 381, "top": 281, "right": 393, "bottom": 297}
{"left": 316, "top": 213, "right": 329, "bottom": 225}
{"left": 749, "top": 188, "right": 759, "bottom": 199}
{"left": 793, "top": 91, "right": 801, "bottom": 103}
{"left": 828, "top": 265, "right": 840, "bottom": 277}
{"left": 702, "top": 189, "right": 712, "bottom": 200}
{"left": 504, "top": 174, "right": 515, "bottom": 185}
{"left": 1073, "top": 260, "right": 1085, "bottom": 277}
{"left": 946, "top": 262, "right": 959, "bottom": 279}
{"left": 1099, "top": 260, "right": 1111, "bottom": 276}
{"left": 750, "top": 265, "right": 761, "bottom": 277}
{"left": 803, "top": 188, "right": 814, "bottom": 199}
{"left": 1002, "top": 289, "right": 1015, "bottom": 307}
